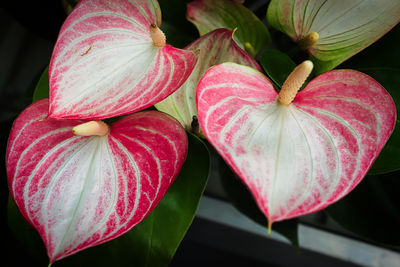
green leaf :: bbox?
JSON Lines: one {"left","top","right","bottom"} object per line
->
{"left": 158, "top": 0, "right": 199, "bottom": 48}
{"left": 187, "top": 0, "right": 271, "bottom": 56}
{"left": 32, "top": 66, "right": 49, "bottom": 102}
{"left": 161, "top": 20, "right": 198, "bottom": 48}
{"left": 369, "top": 121, "right": 400, "bottom": 175}
{"left": 260, "top": 49, "right": 296, "bottom": 88}
{"left": 213, "top": 146, "right": 299, "bottom": 249}
{"left": 8, "top": 132, "right": 210, "bottom": 266}
{"left": 325, "top": 172, "right": 400, "bottom": 247}
{"left": 7, "top": 197, "right": 48, "bottom": 266}
{"left": 339, "top": 24, "right": 400, "bottom": 70}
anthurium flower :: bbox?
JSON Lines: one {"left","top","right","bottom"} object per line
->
{"left": 155, "top": 28, "right": 260, "bottom": 136}
{"left": 7, "top": 99, "right": 187, "bottom": 263}
{"left": 196, "top": 61, "right": 396, "bottom": 229}
{"left": 187, "top": 0, "right": 270, "bottom": 56}
{"left": 267, "top": 0, "right": 400, "bottom": 73}
{"left": 49, "top": 0, "right": 197, "bottom": 120}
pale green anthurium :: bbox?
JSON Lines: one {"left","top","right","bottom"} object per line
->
{"left": 267, "top": 0, "right": 400, "bottom": 73}
{"left": 155, "top": 28, "right": 260, "bottom": 136}
{"left": 186, "top": 0, "right": 271, "bottom": 56}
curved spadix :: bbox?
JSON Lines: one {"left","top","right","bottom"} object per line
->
{"left": 7, "top": 99, "right": 187, "bottom": 262}
{"left": 196, "top": 62, "right": 396, "bottom": 226}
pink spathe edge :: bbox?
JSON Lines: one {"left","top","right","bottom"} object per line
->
{"left": 196, "top": 63, "right": 396, "bottom": 224}
{"left": 48, "top": 0, "right": 198, "bottom": 120}
{"left": 7, "top": 98, "right": 188, "bottom": 262}
{"left": 49, "top": 44, "right": 198, "bottom": 120}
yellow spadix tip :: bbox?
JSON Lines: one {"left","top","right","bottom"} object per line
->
{"left": 299, "top": 32, "right": 319, "bottom": 49}
{"left": 72, "top": 121, "right": 109, "bottom": 137}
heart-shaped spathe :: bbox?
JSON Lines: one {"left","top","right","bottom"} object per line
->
{"left": 196, "top": 63, "right": 396, "bottom": 224}
{"left": 49, "top": 0, "right": 197, "bottom": 120}
{"left": 155, "top": 28, "right": 261, "bottom": 134}
{"left": 7, "top": 99, "right": 187, "bottom": 262}
{"left": 267, "top": 0, "right": 400, "bottom": 73}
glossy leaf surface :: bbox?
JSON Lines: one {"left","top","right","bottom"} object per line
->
{"left": 49, "top": 0, "right": 197, "bottom": 120}
{"left": 260, "top": 49, "right": 296, "bottom": 88}
{"left": 32, "top": 67, "right": 49, "bottom": 102}
{"left": 155, "top": 29, "right": 260, "bottom": 134}
{"left": 197, "top": 63, "right": 396, "bottom": 224}
{"left": 267, "top": 0, "right": 400, "bottom": 73}
{"left": 326, "top": 172, "right": 400, "bottom": 247}
{"left": 7, "top": 99, "right": 187, "bottom": 262}
{"left": 158, "top": 0, "right": 199, "bottom": 48}
{"left": 187, "top": 0, "right": 270, "bottom": 56}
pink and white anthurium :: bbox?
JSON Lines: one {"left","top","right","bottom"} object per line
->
{"left": 7, "top": 99, "right": 187, "bottom": 263}
{"left": 49, "top": 0, "right": 198, "bottom": 120}
{"left": 196, "top": 61, "right": 396, "bottom": 229}
{"left": 155, "top": 28, "right": 260, "bottom": 136}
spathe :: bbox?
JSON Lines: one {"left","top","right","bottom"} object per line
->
{"left": 155, "top": 28, "right": 260, "bottom": 135}
{"left": 49, "top": 0, "right": 197, "bottom": 120}
{"left": 7, "top": 99, "right": 187, "bottom": 262}
{"left": 267, "top": 0, "right": 400, "bottom": 73}
{"left": 197, "top": 62, "right": 396, "bottom": 227}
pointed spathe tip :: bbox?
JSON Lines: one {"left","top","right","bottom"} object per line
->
{"left": 267, "top": 220, "right": 273, "bottom": 235}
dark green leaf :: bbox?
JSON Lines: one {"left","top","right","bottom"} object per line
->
{"left": 7, "top": 197, "right": 48, "bottom": 267}
{"left": 158, "top": 0, "right": 199, "bottom": 48}
{"left": 260, "top": 49, "right": 296, "bottom": 88}
{"left": 8, "top": 132, "right": 210, "bottom": 266}
{"left": 213, "top": 146, "right": 299, "bottom": 249}
{"left": 369, "top": 121, "right": 400, "bottom": 175}
{"left": 339, "top": 25, "right": 400, "bottom": 70}
{"left": 32, "top": 66, "right": 49, "bottom": 102}
{"left": 325, "top": 172, "right": 400, "bottom": 247}
{"left": 161, "top": 21, "right": 198, "bottom": 49}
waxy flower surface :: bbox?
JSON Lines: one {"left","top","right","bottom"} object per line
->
{"left": 197, "top": 62, "right": 396, "bottom": 227}
{"left": 7, "top": 99, "right": 187, "bottom": 262}
{"left": 267, "top": 0, "right": 400, "bottom": 72}
{"left": 155, "top": 28, "right": 260, "bottom": 135}
{"left": 49, "top": 0, "right": 197, "bottom": 120}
